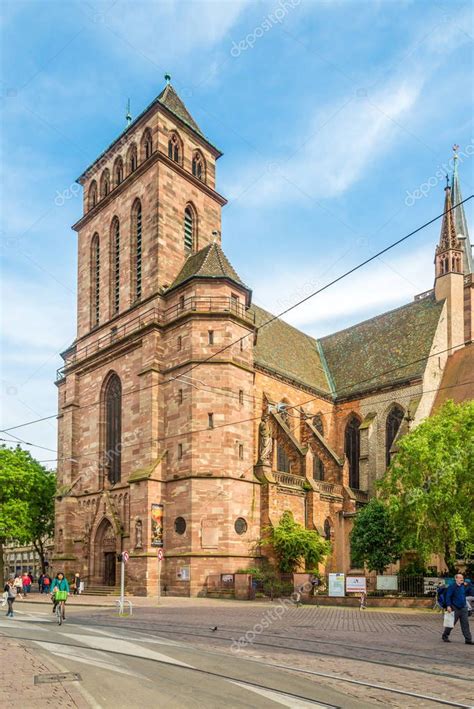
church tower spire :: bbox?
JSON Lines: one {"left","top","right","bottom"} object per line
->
{"left": 435, "top": 178, "right": 463, "bottom": 278}
{"left": 451, "top": 144, "right": 473, "bottom": 274}
{"left": 434, "top": 169, "right": 465, "bottom": 351}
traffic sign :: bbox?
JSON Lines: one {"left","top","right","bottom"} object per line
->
{"left": 122, "top": 551, "right": 130, "bottom": 563}
{"left": 157, "top": 549, "right": 164, "bottom": 561}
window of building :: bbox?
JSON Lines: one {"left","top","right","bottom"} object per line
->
{"left": 177, "top": 336, "right": 182, "bottom": 350}
{"left": 313, "top": 414, "right": 324, "bottom": 436}
{"left": 131, "top": 199, "right": 142, "bottom": 301}
{"left": 178, "top": 389, "right": 183, "bottom": 404}
{"left": 239, "top": 443, "right": 244, "bottom": 460}
{"left": 312, "top": 456, "right": 324, "bottom": 481}
{"left": 111, "top": 217, "right": 120, "bottom": 315}
{"left": 174, "top": 516, "right": 186, "bottom": 534}
{"left": 179, "top": 295, "right": 185, "bottom": 311}
{"left": 240, "top": 338, "right": 244, "bottom": 352}
{"left": 100, "top": 169, "right": 110, "bottom": 198}
{"left": 192, "top": 151, "right": 205, "bottom": 181}
{"left": 141, "top": 128, "right": 153, "bottom": 160}
{"left": 276, "top": 443, "right": 290, "bottom": 473}
{"left": 386, "top": 405, "right": 404, "bottom": 467}
{"left": 345, "top": 416, "right": 361, "bottom": 489}
{"left": 178, "top": 443, "right": 183, "bottom": 460}
{"left": 184, "top": 206, "right": 194, "bottom": 252}
{"left": 113, "top": 157, "right": 124, "bottom": 187}
{"left": 208, "top": 330, "right": 214, "bottom": 345}
{"left": 168, "top": 133, "right": 181, "bottom": 163}
{"left": 88, "top": 180, "right": 98, "bottom": 210}
{"left": 127, "top": 144, "right": 138, "bottom": 173}
{"left": 104, "top": 373, "right": 122, "bottom": 484}
{"left": 230, "top": 293, "right": 239, "bottom": 313}
{"left": 234, "top": 517, "right": 248, "bottom": 535}
{"left": 239, "top": 390, "right": 244, "bottom": 405}
{"left": 208, "top": 413, "right": 214, "bottom": 429}
{"left": 91, "top": 233, "right": 100, "bottom": 327}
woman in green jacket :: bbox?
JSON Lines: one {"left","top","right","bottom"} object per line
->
{"left": 51, "top": 572, "right": 70, "bottom": 620}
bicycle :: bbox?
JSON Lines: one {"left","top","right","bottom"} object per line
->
{"left": 53, "top": 591, "right": 68, "bottom": 625}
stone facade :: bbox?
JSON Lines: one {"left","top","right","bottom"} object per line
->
{"left": 54, "top": 83, "right": 473, "bottom": 595}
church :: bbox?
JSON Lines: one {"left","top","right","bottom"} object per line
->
{"left": 54, "top": 80, "right": 473, "bottom": 595}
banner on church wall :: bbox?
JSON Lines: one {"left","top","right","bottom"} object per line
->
{"left": 150, "top": 503, "right": 164, "bottom": 547}
{"left": 328, "top": 573, "right": 345, "bottom": 597}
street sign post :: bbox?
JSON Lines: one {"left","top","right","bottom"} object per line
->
{"left": 157, "top": 549, "right": 164, "bottom": 604}
{"left": 122, "top": 551, "right": 129, "bottom": 563}
{"left": 119, "top": 552, "right": 128, "bottom": 610}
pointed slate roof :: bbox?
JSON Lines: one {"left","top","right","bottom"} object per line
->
{"left": 451, "top": 151, "right": 473, "bottom": 274}
{"left": 318, "top": 295, "right": 445, "bottom": 399}
{"left": 157, "top": 84, "right": 204, "bottom": 138}
{"left": 168, "top": 242, "right": 249, "bottom": 293}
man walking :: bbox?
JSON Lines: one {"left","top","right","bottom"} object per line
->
{"left": 442, "top": 573, "right": 473, "bottom": 644}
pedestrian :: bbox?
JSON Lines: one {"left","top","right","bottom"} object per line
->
{"left": 442, "top": 573, "right": 473, "bottom": 644}
{"left": 4, "top": 578, "right": 17, "bottom": 617}
{"left": 13, "top": 575, "right": 23, "bottom": 599}
{"left": 360, "top": 590, "right": 367, "bottom": 610}
{"left": 38, "top": 574, "right": 44, "bottom": 593}
{"left": 22, "top": 573, "right": 31, "bottom": 594}
{"left": 28, "top": 572, "right": 34, "bottom": 584}
{"left": 42, "top": 574, "right": 51, "bottom": 594}
{"left": 73, "top": 572, "right": 81, "bottom": 595}
{"left": 464, "top": 580, "right": 474, "bottom": 617}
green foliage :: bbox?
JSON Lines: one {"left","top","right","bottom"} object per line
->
{"left": 350, "top": 499, "right": 402, "bottom": 574}
{"left": 379, "top": 400, "right": 474, "bottom": 573}
{"left": 0, "top": 446, "right": 56, "bottom": 579}
{"left": 264, "top": 510, "right": 331, "bottom": 574}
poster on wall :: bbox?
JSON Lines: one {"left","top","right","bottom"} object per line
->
{"left": 376, "top": 575, "right": 398, "bottom": 591}
{"left": 150, "top": 503, "right": 164, "bottom": 547}
{"left": 177, "top": 566, "right": 190, "bottom": 581}
{"left": 328, "top": 573, "right": 345, "bottom": 597}
{"left": 423, "top": 577, "right": 445, "bottom": 595}
{"left": 346, "top": 576, "right": 366, "bottom": 593}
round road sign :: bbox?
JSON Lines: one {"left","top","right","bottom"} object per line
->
{"left": 157, "top": 549, "right": 164, "bottom": 561}
{"left": 122, "top": 551, "right": 130, "bottom": 563}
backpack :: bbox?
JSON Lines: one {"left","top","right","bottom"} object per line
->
{"left": 436, "top": 585, "right": 447, "bottom": 609}
{"left": 43, "top": 576, "right": 50, "bottom": 585}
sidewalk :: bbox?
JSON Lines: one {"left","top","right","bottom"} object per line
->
{"left": 0, "top": 634, "right": 85, "bottom": 706}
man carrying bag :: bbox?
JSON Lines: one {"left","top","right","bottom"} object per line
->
{"left": 442, "top": 573, "right": 473, "bottom": 644}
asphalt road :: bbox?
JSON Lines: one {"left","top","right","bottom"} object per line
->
{"left": 3, "top": 600, "right": 474, "bottom": 708}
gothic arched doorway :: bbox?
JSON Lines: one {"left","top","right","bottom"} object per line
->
{"left": 94, "top": 519, "right": 117, "bottom": 586}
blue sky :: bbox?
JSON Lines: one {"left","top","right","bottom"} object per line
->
{"left": 1, "top": 0, "right": 472, "bottom": 464}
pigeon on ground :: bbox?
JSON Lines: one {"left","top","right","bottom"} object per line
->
{"left": 210, "top": 626, "right": 218, "bottom": 632}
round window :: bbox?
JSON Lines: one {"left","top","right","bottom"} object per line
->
{"left": 234, "top": 517, "right": 248, "bottom": 535}
{"left": 174, "top": 516, "right": 186, "bottom": 535}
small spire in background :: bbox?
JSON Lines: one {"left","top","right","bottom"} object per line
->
{"left": 164, "top": 73, "right": 171, "bottom": 85}
{"left": 445, "top": 173, "right": 450, "bottom": 189}
{"left": 125, "top": 98, "right": 132, "bottom": 127}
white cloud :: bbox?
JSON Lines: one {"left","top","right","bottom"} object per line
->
{"left": 253, "top": 241, "right": 434, "bottom": 337}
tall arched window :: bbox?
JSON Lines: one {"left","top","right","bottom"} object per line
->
{"left": 104, "top": 374, "right": 122, "bottom": 484}
{"left": 277, "top": 443, "right": 290, "bottom": 473}
{"left": 324, "top": 519, "right": 331, "bottom": 541}
{"left": 192, "top": 151, "right": 205, "bottom": 181}
{"left": 345, "top": 416, "right": 360, "bottom": 489}
{"left": 113, "top": 157, "right": 124, "bottom": 187}
{"left": 131, "top": 199, "right": 142, "bottom": 302}
{"left": 127, "top": 144, "right": 138, "bottom": 174}
{"left": 141, "top": 128, "right": 153, "bottom": 160}
{"left": 168, "top": 132, "right": 181, "bottom": 163}
{"left": 184, "top": 206, "right": 195, "bottom": 252}
{"left": 90, "top": 233, "right": 100, "bottom": 327}
{"left": 313, "top": 414, "right": 324, "bottom": 436}
{"left": 100, "top": 169, "right": 110, "bottom": 198}
{"left": 110, "top": 217, "right": 120, "bottom": 315}
{"left": 386, "top": 405, "right": 404, "bottom": 467}
{"left": 313, "top": 455, "right": 324, "bottom": 481}
{"left": 88, "top": 180, "right": 98, "bottom": 210}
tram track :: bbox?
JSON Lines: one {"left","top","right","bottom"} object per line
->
{"left": 1, "top": 630, "right": 471, "bottom": 708}
{"left": 69, "top": 616, "right": 473, "bottom": 683}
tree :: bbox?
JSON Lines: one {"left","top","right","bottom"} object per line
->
{"left": 379, "top": 400, "right": 474, "bottom": 574}
{"left": 349, "top": 498, "right": 401, "bottom": 573}
{"left": 264, "top": 510, "right": 331, "bottom": 574}
{"left": 0, "top": 446, "right": 56, "bottom": 587}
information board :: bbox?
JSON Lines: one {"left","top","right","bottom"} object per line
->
{"left": 376, "top": 575, "right": 398, "bottom": 591}
{"left": 346, "top": 576, "right": 366, "bottom": 593}
{"left": 328, "top": 573, "right": 345, "bottom": 597}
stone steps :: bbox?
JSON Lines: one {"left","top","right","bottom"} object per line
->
{"left": 82, "top": 586, "right": 120, "bottom": 596}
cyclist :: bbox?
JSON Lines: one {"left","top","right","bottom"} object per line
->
{"left": 51, "top": 572, "right": 70, "bottom": 621}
